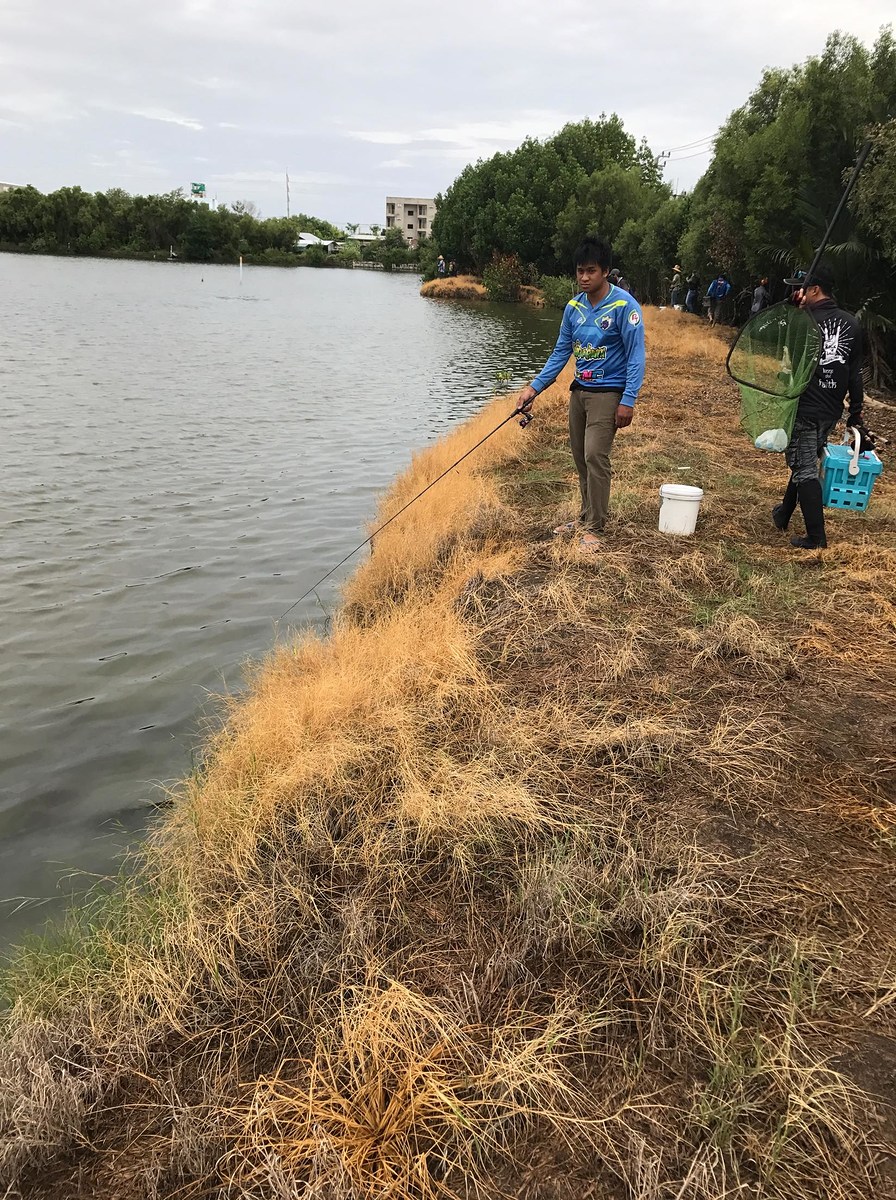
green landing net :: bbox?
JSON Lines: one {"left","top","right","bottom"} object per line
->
{"left": 726, "top": 302, "right": 822, "bottom": 452}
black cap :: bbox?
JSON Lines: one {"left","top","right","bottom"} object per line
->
{"left": 805, "top": 264, "right": 836, "bottom": 293}
{"left": 784, "top": 264, "right": 835, "bottom": 293}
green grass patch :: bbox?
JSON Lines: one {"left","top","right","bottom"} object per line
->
{"left": 625, "top": 448, "right": 712, "bottom": 485}
{"left": 0, "top": 870, "right": 183, "bottom": 1017}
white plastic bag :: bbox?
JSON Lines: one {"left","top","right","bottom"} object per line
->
{"left": 754, "top": 427, "right": 789, "bottom": 453}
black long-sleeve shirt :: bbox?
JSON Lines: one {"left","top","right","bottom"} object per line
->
{"left": 798, "top": 298, "right": 864, "bottom": 423}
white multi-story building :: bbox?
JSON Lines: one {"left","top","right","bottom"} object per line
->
{"left": 0, "top": 182, "right": 21, "bottom": 193}
{"left": 385, "top": 196, "right": 435, "bottom": 249}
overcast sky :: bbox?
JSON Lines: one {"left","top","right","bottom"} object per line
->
{"left": 1, "top": 0, "right": 892, "bottom": 227}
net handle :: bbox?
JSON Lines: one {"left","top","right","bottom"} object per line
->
{"left": 725, "top": 136, "right": 874, "bottom": 396}
{"left": 725, "top": 301, "right": 821, "bottom": 398}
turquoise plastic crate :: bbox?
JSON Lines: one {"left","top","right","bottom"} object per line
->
{"left": 821, "top": 443, "right": 883, "bottom": 511}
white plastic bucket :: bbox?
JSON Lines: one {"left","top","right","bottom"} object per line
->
{"left": 658, "top": 483, "right": 704, "bottom": 536}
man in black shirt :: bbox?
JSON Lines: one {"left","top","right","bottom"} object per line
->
{"left": 772, "top": 264, "right": 864, "bottom": 549}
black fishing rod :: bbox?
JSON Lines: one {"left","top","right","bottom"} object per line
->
{"left": 727, "top": 136, "right": 876, "bottom": 389}
{"left": 278, "top": 405, "right": 534, "bottom": 622}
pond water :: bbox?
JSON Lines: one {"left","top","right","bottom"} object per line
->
{"left": 0, "top": 254, "right": 558, "bottom": 945}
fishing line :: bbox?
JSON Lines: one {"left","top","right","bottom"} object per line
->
{"left": 278, "top": 405, "right": 533, "bottom": 622}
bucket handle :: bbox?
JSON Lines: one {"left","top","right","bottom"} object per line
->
{"left": 848, "top": 425, "right": 862, "bottom": 477}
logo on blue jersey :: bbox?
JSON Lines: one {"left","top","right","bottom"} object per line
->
{"left": 599, "top": 314, "right": 613, "bottom": 331}
{"left": 573, "top": 341, "right": 607, "bottom": 360}
{"left": 628, "top": 310, "right": 641, "bottom": 326}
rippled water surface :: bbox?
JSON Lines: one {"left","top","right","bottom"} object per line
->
{"left": 0, "top": 254, "right": 558, "bottom": 943}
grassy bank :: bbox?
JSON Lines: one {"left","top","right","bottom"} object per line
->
{"left": 2, "top": 311, "right": 895, "bottom": 1199}
{"left": 421, "top": 275, "right": 545, "bottom": 306}
{"left": 421, "top": 275, "right": 489, "bottom": 299}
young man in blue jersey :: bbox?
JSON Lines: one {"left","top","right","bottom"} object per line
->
{"left": 515, "top": 236, "right": 646, "bottom": 550}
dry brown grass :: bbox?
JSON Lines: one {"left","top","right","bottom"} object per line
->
{"left": 420, "top": 276, "right": 488, "bottom": 300}
{"left": 419, "top": 278, "right": 545, "bottom": 307}
{"left": 2, "top": 308, "right": 894, "bottom": 1200}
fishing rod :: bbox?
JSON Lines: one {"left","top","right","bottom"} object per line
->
{"left": 727, "top": 135, "right": 876, "bottom": 388}
{"left": 278, "top": 405, "right": 535, "bottom": 622}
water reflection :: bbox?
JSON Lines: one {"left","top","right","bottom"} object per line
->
{"left": 0, "top": 255, "right": 556, "bottom": 943}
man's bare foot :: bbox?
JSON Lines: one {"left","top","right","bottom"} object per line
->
{"left": 552, "top": 521, "right": 579, "bottom": 536}
{"left": 579, "top": 533, "right": 602, "bottom": 552}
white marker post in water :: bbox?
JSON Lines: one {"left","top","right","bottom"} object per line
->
{"left": 239, "top": 255, "right": 243, "bottom": 285}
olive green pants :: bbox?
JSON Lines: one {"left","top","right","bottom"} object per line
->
{"left": 568, "top": 387, "right": 622, "bottom": 534}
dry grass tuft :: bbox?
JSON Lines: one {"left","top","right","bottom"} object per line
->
{"left": 227, "top": 983, "right": 595, "bottom": 1199}
{"left": 688, "top": 608, "right": 797, "bottom": 673}
{"left": 0, "top": 1014, "right": 106, "bottom": 1182}
{"left": 420, "top": 275, "right": 488, "bottom": 300}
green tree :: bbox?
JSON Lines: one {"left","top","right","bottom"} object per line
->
{"left": 679, "top": 27, "right": 896, "bottom": 375}
{"left": 482, "top": 252, "right": 524, "bottom": 301}
{"left": 431, "top": 116, "right": 654, "bottom": 275}
{"left": 0, "top": 185, "right": 336, "bottom": 266}
{"left": 852, "top": 119, "right": 896, "bottom": 258}
{"left": 183, "top": 206, "right": 215, "bottom": 261}
{"left": 552, "top": 163, "right": 664, "bottom": 268}
{"left": 301, "top": 244, "right": 329, "bottom": 267}
{"left": 616, "top": 194, "right": 690, "bottom": 303}
{"left": 290, "top": 212, "right": 341, "bottom": 241}
{"left": 374, "top": 226, "right": 409, "bottom": 271}
{"left": 335, "top": 240, "right": 361, "bottom": 265}
{"left": 679, "top": 30, "right": 896, "bottom": 285}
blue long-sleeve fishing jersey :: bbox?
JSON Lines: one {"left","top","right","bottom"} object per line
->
{"left": 530, "top": 285, "right": 646, "bottom": 407}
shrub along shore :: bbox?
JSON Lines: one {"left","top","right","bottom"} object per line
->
{"left": 2, "top": 311, "right": 895, "bottom": 1199}
{"left": 420, "top": 274, "right": 546, "bottom": 305}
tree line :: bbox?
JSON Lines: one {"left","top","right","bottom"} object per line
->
{"left": 430, "top": 29, "right": 896, "bottom": 385}
{"left": 0, "top": 184, "right": 429, "bottom": 272}
{"left": 0, "top": 185, "right": 354, "bottom": 266}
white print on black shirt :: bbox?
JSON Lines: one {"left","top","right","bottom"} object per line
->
{"left": 819, "top": 318, "right": 853, "bottom": 368}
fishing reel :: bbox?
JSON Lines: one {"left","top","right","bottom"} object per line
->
{"left": 516, "top": 409, "right": 535, "bottom": 429}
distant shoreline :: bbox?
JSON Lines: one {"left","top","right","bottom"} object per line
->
{"left": 0, "top": 244, "right": 305, "bottom": 268}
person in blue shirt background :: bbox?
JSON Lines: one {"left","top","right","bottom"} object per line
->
{"left": 706, "top": 273, "right": 731, "bottom": 325}
{"left": 515, "top": 236, "right": 646, "bottom": 551}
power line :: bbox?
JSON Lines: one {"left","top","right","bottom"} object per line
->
{"left": 664, "top": 133, "right": 716, "bottom": 153}
{"left": 668, "top": 147, "right": 714, "bottom": 161}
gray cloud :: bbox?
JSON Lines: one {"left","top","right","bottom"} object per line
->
{"left": 0, "top": 0, "right": 892, "bottom": 225}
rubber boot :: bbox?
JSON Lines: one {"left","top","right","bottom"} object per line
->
{"left": 791, "top": 479, "right": 827, "bottom": 549}
{"left": 772, "top": 480, "right": 798, "bottom": 531}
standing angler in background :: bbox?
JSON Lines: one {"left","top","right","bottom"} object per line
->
{"left": 685, "top": 272, "right": 701, "bottom": 314}
{"left": 706, "top": 273, "right": 731, "bottom": 325}
{"left": 773, "top": 264, "right": 864, "bottom": 550}
{"left": 751, "top": 276, "right": 771, "bottom": 314}
{"left": 515, "top": 236, "right": 646, "bottom": 552}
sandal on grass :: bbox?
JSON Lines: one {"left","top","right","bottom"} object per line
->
{"left": 552, "top": 521, "right": 578, "bottom": 536}
{"left": 578, "top": 536, "right": 602, "bottom": 553}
